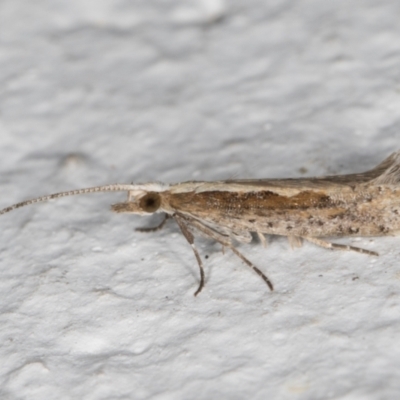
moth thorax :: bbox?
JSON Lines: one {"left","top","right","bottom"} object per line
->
{"left": 139, "top": 192, "right": 161, "bottom": 213}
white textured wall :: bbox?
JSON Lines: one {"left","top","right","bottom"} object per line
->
{"left": 1, "top": 1, "right": 400, "bottom": 399}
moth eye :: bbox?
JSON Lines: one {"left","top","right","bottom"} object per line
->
{"left": 139, "top": 192, "right": 161, "bottom": 213}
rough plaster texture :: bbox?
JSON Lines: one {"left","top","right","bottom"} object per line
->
{"left": 1, "top": 1, "right": 400, "bottom": 399}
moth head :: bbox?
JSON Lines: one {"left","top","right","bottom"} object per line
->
{"left": 111, "top": 191, "right": 162, "bottom": 215}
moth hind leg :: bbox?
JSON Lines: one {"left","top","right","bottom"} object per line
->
{"left": 303, "top": 237, "right": 379, "bottom": 256}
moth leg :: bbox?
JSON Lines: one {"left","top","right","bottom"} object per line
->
{"left": 257, "top": 231, "right": 268, "bottom": 248}
{"left": 303, "top": 237, "right": 379, "bottom": 256}
{"left": 179, "top": 214, "right": 273, "bottom": 291}
{"left": 136, "top": 214, "right": 169, "bottom": 232}
{"left": 174, "top": 215, "right": 205, "bottom": 296}
{"left": 288, "top": 235, "right": 303, "bottom": 249}
{"left": 227, "top": 243, "right": 274, "bottom": 291}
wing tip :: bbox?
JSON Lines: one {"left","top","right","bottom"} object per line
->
{"left": 370, "top": 150, "right": 400, "bottom": 185}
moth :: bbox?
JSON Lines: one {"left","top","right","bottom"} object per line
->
{"left": 1, "top": 151, "right": 400, "bottom": 295}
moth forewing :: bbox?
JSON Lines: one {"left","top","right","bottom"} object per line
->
{"left": 1, "top": 151, "right": 400, "bottom": 295}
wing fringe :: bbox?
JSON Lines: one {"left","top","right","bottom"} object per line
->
{"left": 369, "top": 151, "right": 400, "bottom": 185}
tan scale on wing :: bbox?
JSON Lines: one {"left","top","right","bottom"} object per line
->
{"left": 164, "top": 151, "right": 400, "bottom": 239}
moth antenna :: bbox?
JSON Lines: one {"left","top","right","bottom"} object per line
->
{"left": 0, "top": 184, "right": 140, "bottom": 216}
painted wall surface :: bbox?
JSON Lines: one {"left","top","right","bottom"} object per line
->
{"left": 1, "top": 1, "right": 400, "bottom": 399}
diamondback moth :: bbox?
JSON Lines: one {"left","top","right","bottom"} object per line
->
{"left": 2, "top": 151, "right": 400, "bottom": 295}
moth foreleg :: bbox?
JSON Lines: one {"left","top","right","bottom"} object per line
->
{"left": 303, "top": 237, "right": 379, "bottom": 256}
{"left": 136, "top": 214, "right": 169, "bottom": 232}
{"left": 174, "top": 215, "right": 205, "bottom": 296}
